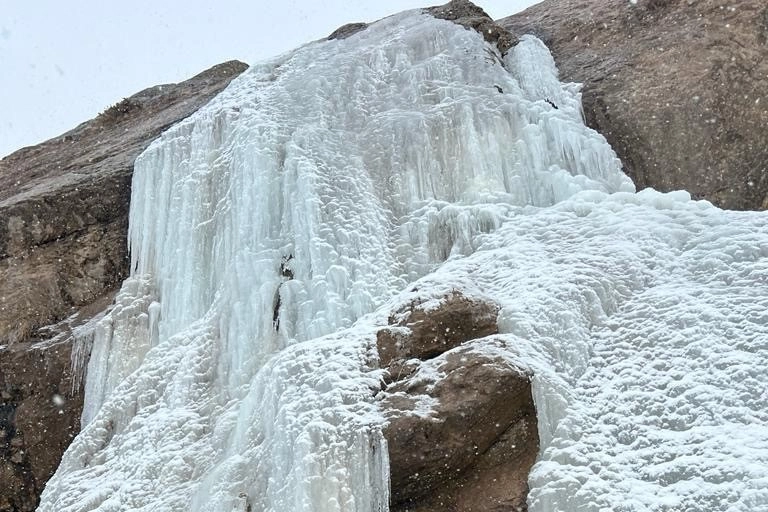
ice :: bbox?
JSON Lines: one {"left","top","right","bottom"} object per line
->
{"left": 75, "top": 276, "right": 159, "bottom": 426}
{"left": 399, "top": 191, "right": 768, "bottom": 511}
{"left": 38, "top": 7, "right": 768, "bottom": 512}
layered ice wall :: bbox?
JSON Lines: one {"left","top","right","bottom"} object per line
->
{"left": 39, "top": 6, "right": 768, "bottom": 512}
{"left": 41, "top": 11, "right": 632, "bottom": 512}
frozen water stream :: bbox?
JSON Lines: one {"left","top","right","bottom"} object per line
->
{"left": 39, "top": 8, "right": 767, "bottom": 512}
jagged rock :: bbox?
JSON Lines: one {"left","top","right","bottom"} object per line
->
{"left": 0, "top": 60, "right": 247, "bottom": 510}
{"left": 426, "top": 0, "right": 518, "bottom": 54}
{"left": 378, "top": 293, "right": 537, "bottom": 511}
{"left": 501, "top": 0, "right": 768, "bottom": 210}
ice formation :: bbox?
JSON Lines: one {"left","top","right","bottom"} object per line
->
{"left": 39, "top": 7, "right": 767, "bottom": 512}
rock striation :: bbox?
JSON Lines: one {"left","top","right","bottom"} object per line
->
{"left": 501, "top": 0, "right": 768, "bottom": 210}
{"left": 0, "top": 60, "right": 247, "bottom": 511}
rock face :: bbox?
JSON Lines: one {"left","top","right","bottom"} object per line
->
{"left": 378, "top": 292, "right": 539, "bottom": 511}
{"left": 0, "top": 342, "right": 82, "bottom": 512}
{"left": 501, "top": 0, "right": 768, "bottom": 210}
{"left": 327, "top": 22, "right": 369, "bottom": 40}
{"left": 0, "top": 60, "right": 247, "bottom": 511}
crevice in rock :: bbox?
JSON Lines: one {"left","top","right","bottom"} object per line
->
{"left": 272, "top": 289, "right": 282, "bottom": 331}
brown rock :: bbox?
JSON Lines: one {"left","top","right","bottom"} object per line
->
{"left": 501, "top": 0, "right": 768, "bottom": 210}
{"left": 377, "top": 292, "right": 536, "bottom": 511}
{"left": 0, "top": 459, "right": 32, "bottom": 512}
{"left": 377, "top": 290, "right": 500, "bottom": 372}
{"left": 0, "top": 60, "right": 247, "bottom": 510}
{"left": 382, "top": 345, "right": 538, "bottom": 511}
{"left": 426, "top": 0, "right": 518, "bottom": 55}
{"left": 0, "top": 341, "right": 81, "bottom": 512}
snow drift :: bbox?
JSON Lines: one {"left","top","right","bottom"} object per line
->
{"left": 39, "top": 7, "right": 767, "bottom": 512}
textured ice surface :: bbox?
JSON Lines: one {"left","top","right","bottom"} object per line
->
{"left": 402, "top": 190, "right": 768, "bottom": 512}
{"left": 39, "top": 7, "right": 768, "bottom": 512}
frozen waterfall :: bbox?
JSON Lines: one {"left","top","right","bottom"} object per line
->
{"left": 40, "top": 7, "right": 768, "bottom": 512}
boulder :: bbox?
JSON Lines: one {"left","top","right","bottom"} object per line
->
{"left": 377, "top": 290, "right": 500, "bottom": 372}
{"left": 377, "top": 293, "right": 538, "bottom": 511}
{"left": 382, "top": 345, "right": 537, "bottom": 511}
{"left": 0, "top": 60, "right": 247, "bottom": 510}
{"left": 501, "top": 0, "right": 768, "bottom": 210}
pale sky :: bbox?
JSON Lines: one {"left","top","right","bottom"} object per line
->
{"left": 0, "top": 1, "right": 538, "bottom": 158}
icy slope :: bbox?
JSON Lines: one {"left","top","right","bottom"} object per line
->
{"left": 396, "top": 190, "right": 768, "bottom": 511}
{"left": 38, "top": 6, "right": 768, "bottom": 512}
{"left": 525, "top": 194, "right": 768, "bottom": 512}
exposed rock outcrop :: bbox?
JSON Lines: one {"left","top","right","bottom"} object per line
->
{"left": 427, "top": 0, "right": 518, "bottom": 54}
{"left": 327, "top": 22, "right": 369, "bottom": 40}
{"left": 0, "top": 342, "right": 82, "bottom": 512}
{"left": 501, "top": 0, "right": 768, "bottom": 210}
{"left": 377, "top": 290, "right": 500, "bottom": 375}
{"left": 378, "top": 293, "right": 538, "bottom": 511}
{"left": 0, "top": 60, "right": 247, "bottom": 511}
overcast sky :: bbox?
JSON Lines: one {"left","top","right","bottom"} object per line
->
{"left": 1, "top": 1, "right": 538, "bottom": 158}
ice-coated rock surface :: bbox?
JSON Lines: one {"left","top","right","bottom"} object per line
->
{"left": 38, "top": 5, "right": 767, "bottom": 512}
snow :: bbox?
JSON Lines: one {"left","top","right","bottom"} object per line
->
{"left": 411, "top": 191, "right": 768, "bottom": 511}
{"left": 38, "top": 7, "right": 768, "bottom": 512}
